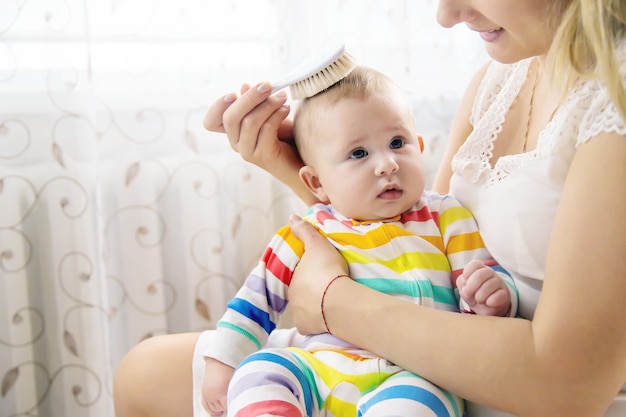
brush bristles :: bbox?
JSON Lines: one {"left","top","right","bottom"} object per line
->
{"left": 289, "top": 52, "right": 357, "bottom": 100}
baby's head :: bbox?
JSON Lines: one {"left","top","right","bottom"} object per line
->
{"left": 293, "top": 66, "right": 426, "bottom": 221}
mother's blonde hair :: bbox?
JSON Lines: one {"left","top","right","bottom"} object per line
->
{"left": 548, "top": 0, "right": 626, "bottom": 118}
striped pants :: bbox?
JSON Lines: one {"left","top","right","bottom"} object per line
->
{"left": 227, "top": 347, "right": 464, "bottom": 417}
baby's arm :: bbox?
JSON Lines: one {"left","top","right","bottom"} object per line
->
{"left": 203, "top": 226, "right": 303, "bottom": 365}
{"left": 201, "top": 226, "right": 305, "bottom": 413}
{"left": 202, "top": 357, "right": 235, "bottom": 416}
{"left": 457, "top": 259, "right": 511, "bottom": 317}
{"left": 433, "top": 193, "right": 517, "bottom": 317}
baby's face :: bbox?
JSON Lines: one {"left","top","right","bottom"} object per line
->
{"left": 307, "top": 92, "right": 425, "bottom": 221}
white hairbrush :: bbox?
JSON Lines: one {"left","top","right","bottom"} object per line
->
{"left": 271, "top": 43, "right": 357, "bottom": 100}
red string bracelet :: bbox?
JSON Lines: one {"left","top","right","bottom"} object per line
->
{"left": 321, "top": 274, "right": 350, "bottom": 334}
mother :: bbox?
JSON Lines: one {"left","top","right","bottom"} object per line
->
{"left": 114, "top": 0, "right": 626, "bottom": 416}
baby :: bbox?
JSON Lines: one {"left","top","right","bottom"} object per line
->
{"left": 202, "top": 66, "right": 517, "bottom": 417}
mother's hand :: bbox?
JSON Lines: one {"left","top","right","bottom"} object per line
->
{"left": 203, "top": 83, "right": 316, "bottom": 204}
{"left": 288, "top": 215, "right": 349, "bottom": 335}
{"left": 203, "top": 83, "right": 296, "bottom": 167}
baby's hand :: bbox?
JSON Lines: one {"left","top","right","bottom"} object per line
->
{"left": 457, "top": 260, "right": 511, "bottom": 317}
{"left": 201, "top": 357, "right": 235, "bottom": 416}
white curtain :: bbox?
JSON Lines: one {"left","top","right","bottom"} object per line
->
{"left": 0, "top": 1, "right": 485, "bottom": 416}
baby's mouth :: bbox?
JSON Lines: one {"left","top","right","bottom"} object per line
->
{"left": 378, "top": 188, "right": 403, "bottom": 200}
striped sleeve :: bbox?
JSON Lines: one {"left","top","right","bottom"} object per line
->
{"left": 203, "top": 225, "right": 304, "bottom": 368}
{"left": 432, "top": 192, "right": 518, "bottom": 317}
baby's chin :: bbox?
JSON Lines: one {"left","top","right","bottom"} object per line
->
{"left": 348, "top": 208, "right": 409, "bottom": 223}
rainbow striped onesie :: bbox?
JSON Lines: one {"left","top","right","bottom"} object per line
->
{"left": 204, "top": 190, "right": 518, "bottom": 417}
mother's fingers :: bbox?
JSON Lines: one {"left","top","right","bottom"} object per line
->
{"left": 221, "top": 83, "right": 283, "bottom": 147}
{"left": 202, "top": 81, "right": 280, "bottom": 135}
{"left": 235, "top": 102, "right": 291, "bottom": 162}
{"left": 289, "top": 214, "right": 348, "bottom": 272}
{"left": 289, "top": 215, "right": 324, "bottom": 247}
{"left": 202, "top": 83, "right": 253, "bottom": 134}
{"left": 228, "top": 94, "right": 288, "bottom": 153}
{"left": 203, "top": 93, "right": 237, "bottom": 133}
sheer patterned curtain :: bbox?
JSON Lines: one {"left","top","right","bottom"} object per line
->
{"left": 0, "top": 1, "right": 485, "bottom": 416}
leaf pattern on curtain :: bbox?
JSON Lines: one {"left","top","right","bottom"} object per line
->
{"left": 0, "top": 0, "right": 485, "bottom": 416}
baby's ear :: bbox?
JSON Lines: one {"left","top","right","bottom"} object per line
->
{"left": 299, "top": 166, "right": 329, "bottom": 203}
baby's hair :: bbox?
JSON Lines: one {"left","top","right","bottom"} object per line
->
{"left": 293, "top": 66, "right": 399, "bottom": 164}
{"left": 547, "top": 0, "right": 626, "bottom": 119}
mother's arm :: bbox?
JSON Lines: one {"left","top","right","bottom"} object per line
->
{"left": 288, "top": 131, "right": 626, "bottom": 416}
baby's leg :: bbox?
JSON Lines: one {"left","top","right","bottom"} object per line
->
{"left": 357, "top": 370, "right": 464, "bottom": 417}
{"left": 227, "top": 347, "right": 320, "bottom": 417}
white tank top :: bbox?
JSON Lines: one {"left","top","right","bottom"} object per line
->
{"left": 450, "top": 46, "right": 626, "bottom": 416}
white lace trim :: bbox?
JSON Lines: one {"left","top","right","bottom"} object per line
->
{"left": 456, "top": 59, "right": 531, "bottom": 184}
{"left": 453, "top": 44, "right": 626, "bottom": 187}
{"left": 578, "top": 80, "right": 626, "bottom": 145}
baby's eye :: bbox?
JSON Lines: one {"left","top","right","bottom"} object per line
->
{"left": 390, "top": 137, "right": 405, "bottom": 149}
{"left": 349, "top": 148, "right": 369, "bottom": 159}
